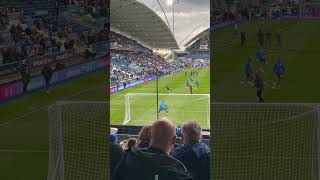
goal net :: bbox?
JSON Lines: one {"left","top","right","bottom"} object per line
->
{"left": 47, "top": 101, "right": 109, "bottom": 180}
{"left": 124, "top": 93, "right": 210, "bottom": 129}
{"left": 211, "top": 103, "right": 320, "bottom": 179}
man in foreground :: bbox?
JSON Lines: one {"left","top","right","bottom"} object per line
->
{"left": 112, "top": 118, "right": 192, "bottom": 180}
{"left": 172, "top": 121, "right": 210, "bottom": 180}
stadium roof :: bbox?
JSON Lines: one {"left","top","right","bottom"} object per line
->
{"left": 184, "top": 28, "right": 209, "bottom": 48}
{"left": 110, "top": 0, "right": 179, "bottom": 50}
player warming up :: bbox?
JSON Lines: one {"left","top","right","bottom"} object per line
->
{"left": 276, "top": 30, "right": 282, "bottom": 47}
{"left": 273, "top": 59, "right": 285, "bottom": 89}
{"left": 166, "top": 85, "right": 171, "bottom": 93}
{"left": 256, "top": 48, "right": 266, "bottom": 72}
{"left": 189, "top": 84, "right": 193, "bottom": 94}
{"left": 255, "top": 71, "right": 265, "bottom": 102}
{"left": 244, "top": 58, "right": 254, "bottom": 87}
{"left": 195, "top": 80, "right": 199, "bottom": 90}
{"left": 234, "top": 23, "right": 239, "bottom": 36}
{"left": 265, "top": 31, "right": 272, "bottom": 47}
{"left": 257, "top": 29, "right": 264, "bottom": 47}
{"left": 240, "top": 31, "right": 246, "bottom": 47}
{"left": 158, "top": 101, "right": 168, "bottom": 113}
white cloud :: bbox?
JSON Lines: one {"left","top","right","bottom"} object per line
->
{"left": 141, "top": 0, "right": 210, "bottom": 48}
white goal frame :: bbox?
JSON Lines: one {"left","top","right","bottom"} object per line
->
{"left": 124, "top": 93, "right": 210, "bottom": 128}
{"left": 47, "top": 101, "right": 109, "bottom": 180}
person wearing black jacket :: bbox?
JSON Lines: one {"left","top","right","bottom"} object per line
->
{"left": 255, "top": 71, "right": 264, "bottom": 102}
{"left": 41, "top": 64, "right": 53, "bottom": 93}
{"left": 112, "top": 118, "right": 192, "bottom": 180}
{"left": 20, "top": 65, "right": 31, "bottom": 94}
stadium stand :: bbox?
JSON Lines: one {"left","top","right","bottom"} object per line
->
{"left": 0, "top": 0, "right": 109, "bottom": 88}
{"left": 184, "top": 28, "right": 210, "bottom": 61}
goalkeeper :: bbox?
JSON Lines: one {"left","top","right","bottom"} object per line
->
{"left": 158, "top": 101, "right": 168, "bottom": 113}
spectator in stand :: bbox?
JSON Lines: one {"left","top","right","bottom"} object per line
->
{"left": 112, "top": 118, "right": 192, "bottom": 180}
{"left": 137, "top": 125, "right": 151, "bottom": 148}
{"left": 171, "top": 121, "right": 210, "bottom": 180}
{"left": 41, "top": 63, "right": 53, "bottom": 93}
{"left": 110, "top": 133, "right": 124, "bottom": 176}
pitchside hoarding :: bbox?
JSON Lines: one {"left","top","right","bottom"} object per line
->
{"left": 0, "top": 56, "right": 108, "bottom": 103}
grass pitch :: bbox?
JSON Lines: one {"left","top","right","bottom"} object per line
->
{"left": 0, "top": 70, "right": 107, "bottom": 179}
{"left": 212, "top": 19, "right": 320, "bottom": 179}
{"left": 110, "top": 68, "right": 210, "bottom": 128}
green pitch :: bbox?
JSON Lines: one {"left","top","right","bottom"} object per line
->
{"left": 212, "top": 19, "right": 320, "bottom": 179}
{"left": 0, "top": 70, "right": 107, "bottom": 179}
{"left": 110, "top": 68, "right": 210, "bottom": 128}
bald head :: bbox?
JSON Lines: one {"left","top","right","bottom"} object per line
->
{"left": 150, "top": 118, "right": 176, "bottom": 155}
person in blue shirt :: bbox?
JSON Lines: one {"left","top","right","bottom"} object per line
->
{"left": 158, "top": 101, "right": 168, "bottom": 113}
{"left": 244, "top": 58, "right": 254, "bottom": 87}
{"left": 189, "top": 76, "right": 193, "bottom": 82}
{"left": 195, "top": 80, "right": 199, "bottom": 90}
{"left": 273, "top": 59, "right": 285, "bottom": 89}
{"left": 256, "top": 48, "right": 266, "bottom": 72}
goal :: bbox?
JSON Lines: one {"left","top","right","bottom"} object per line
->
{"left": 211, "top": 102, "right": 320, "bottom": 179}
{"left": 124, "top": 93, "right": 210, "bottom": 129}
{"left": 47, "top": 101, "right": 109, "bottom": 180}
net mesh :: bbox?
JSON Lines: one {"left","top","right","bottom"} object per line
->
{"left": 211, "top": 103, "right": 320, "bottom": 179}
{"left": 48, "top": 101, "right": 109, "bottom": 180}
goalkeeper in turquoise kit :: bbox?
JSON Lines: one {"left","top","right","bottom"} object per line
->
{"left": 158, "top": 101, "right": 168, "bottom": 113}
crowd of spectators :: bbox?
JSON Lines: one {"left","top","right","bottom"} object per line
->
{"left": 110, "top": 119, "right": 210, "bottom": 180}
{"left": 110, "top": 50, "right": 175, "bottom": 85}
{"left": 0, "top": 2, "right": 109, "bottom": 66}
{"left": 211, "top": 1, "right": 306, "bottom": 25}
{"left": 110, "top": 32, "right": 150, "bottom": 52}
{"left": 58, "top": 0, "right": 109, "bottom": 17}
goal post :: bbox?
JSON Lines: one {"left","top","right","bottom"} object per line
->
{"left": 124, "top": 93, "right": 210, "bottom": 129}
{"left": 211, "top": 102, "right": 320, "bottom": 179}
{"left": 47, "top": 101, "right": 109, "bottom": 180}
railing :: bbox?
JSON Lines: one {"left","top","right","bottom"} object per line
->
{"left": 0, "top": 55, "right": 109, "bottom": 103}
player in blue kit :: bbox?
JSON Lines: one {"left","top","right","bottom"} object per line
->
{"left": 244, "top": 58, "right": 254, "bottom": 87}
{"left": 158, "top": 101, "right": 168, "bottom": 113}
{"left": 273, "top": 60, "right": 285, "bottom": 89}
{"left": 195, "top": 80, "right": 199, "bottom": 90}
{"left": 256, "top": 48, "right": 266, "bottom": 72}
